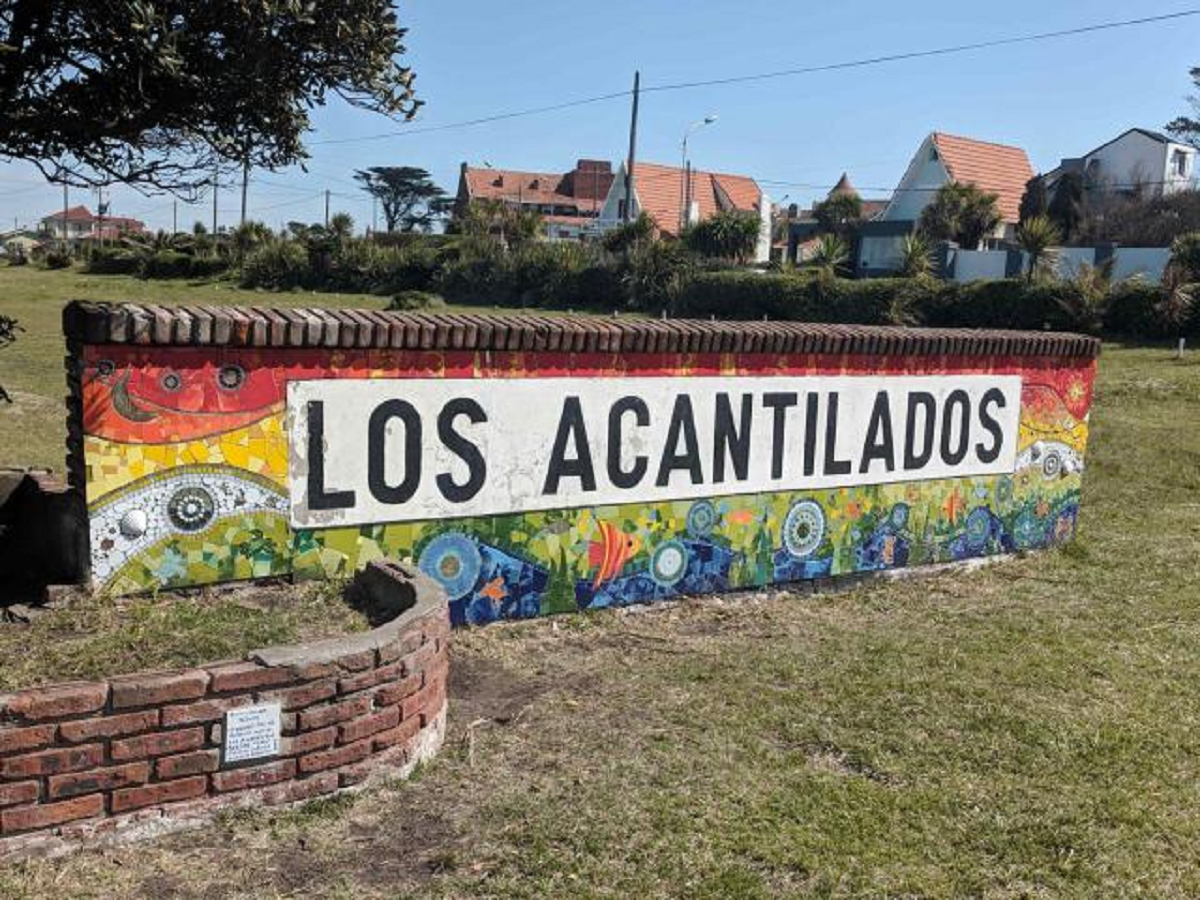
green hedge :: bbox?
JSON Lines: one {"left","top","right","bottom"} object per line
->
{"left": 671, "top": 271, "right": 1199, "bottom": 337}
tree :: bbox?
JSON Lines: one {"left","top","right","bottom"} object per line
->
{"left": 682, "top": 211, "right": 761, "bottom": 263}
{"left": 898, "top": 234, "right": 935, "bottom": 279}
{"left": 1015, "top": 215, "right": 1062, "bottom": 282}
{"left": 602, "top": 213, "right": 656, "bottom": 254}
{"left": 1049, "top": 172, "right": 1086, "bottom": 242}
{"left": 454, "top": 199, "right": 543, "bottom": 249}
{"left": 805, "top": 234, "right": 850, "bottom": 278}
{"left": 917, "top": 183, "right": 1001, "bottom": 249}
{"left": 355, "top": 167, "right": 448, "bottom": 232}
{"left": 328, "top": 212, "right": 355, "bottom": 244}
{"left": 812, "top": 193, "right": 863, "bottom": 237}
{"left": 1019, "top": 176, "right": 1049, "bottom": 223}
{"left": 0, "top": 2, "right": 419, "bottom": 194}
{"left": 1165, "top": 66, "right": 1200, "bottom": 149}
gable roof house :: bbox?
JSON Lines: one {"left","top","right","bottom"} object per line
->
{"left": 454, "top": 159, "right": 615, "bottom": 240}
{"left": 858, "top": 132, "right": 1034, "bottom": 275}
{"left": 39, "top": 205, "right": 146, "bottom": 242}
{"left": 597, "top": 161, "right": 771, "bottom": 262}
{"left": 1042, "top": 128, "right": 1196, "bottom": 199}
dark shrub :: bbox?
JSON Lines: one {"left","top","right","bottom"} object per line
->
{"left": 141, "top": 249, "right": 194, "bottom": 279}
{"left": 86, "top": 247, "right": 144, "bottom": 275}
{"left": 387, "top": 290, "right": 445, "bottom": 310}
{"left": 240, "top": 241, "right": 310, "bottom": 290}
{"left": 43, "top": 249, "right": 73, "bottom": 270}
{"left": 186, "top": 255, "right": 230, "bottom": 279}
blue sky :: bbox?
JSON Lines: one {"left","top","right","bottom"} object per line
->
{"left": 2, "top": 1, "right": 1198, "bottom": 233}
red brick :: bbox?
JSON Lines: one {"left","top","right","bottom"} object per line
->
{"left": 0, "top": 724, "right": 56, "bottom": 754}
{"left": 1, "top": 743, "right": 103, "bottom": 779}
{"left": 211, "top": 759, "right": 296, "bottom": 793}
{"left": 111, "top": 775, "right": 207, "bottom": 812}
{"left": 297, "top": 695, "right": 372, "bottom": 731}
{"left": 372, "top": 715, "right": 420, "bottom": 752}
{"left": 0, "top": 782, "right": 39, "bottom": 808}
{"left": 399, "top": 642, "right": 438, "bottom": 677}
{"left": 259, "top": 771, "right": 338, "bottom": 806}
{"left": 156, "top": 749, "right": 220, "bottom": 780}
{"left": 110, "top": 670, "right": 208, "bottom": 709}
{"left": 338, "top": 706, "right": 399, "bottom": 744}
{"left": 373, "top": 672, "right": 423, "bottom": 707}
{"left": 298, "top": 738, "right": 371, "bottom": 774}
{"left": 59, "top": 710, "right": 159, "bottom": 743}
{"left": 1, "top": 794, "right": 103, "bottom": 834}
{"left": 266, "top": 680, "right": 337, "bottom": 711}
{"left": 338, "top": 662, "right": 400, "bottom": 695}
{"left": 48, "top": 762, "right": 150, "bottom": 799}
{"left": 3, "top": 682, "right": 108, "bottom": 721}
{"left": 207, "top": 661, "right": 295, "bottom": 693}
{"left": 336, "top": 649, "right": 377, "bottom": 672}
{"left": 282, "top": 727, "right": 337, "bottom": 756}
{"left": 160, "top": 697, "right": 248, "bottom": 727}
{"left": 111, "top": 727, "right": 204, "bottom": 761}
{"left": 401, "top": 681, "right": 446, "bottom": 725}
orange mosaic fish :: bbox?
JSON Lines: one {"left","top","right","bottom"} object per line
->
{"left": 588, "top": 521, "right": 641, "bottom": 588}
{"left": 478, "top": 577, "right": 508, "bottom": 603}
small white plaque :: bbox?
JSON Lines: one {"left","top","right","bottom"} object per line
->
{"left": 223, "top": 703, "right": 282, "bottom": 764}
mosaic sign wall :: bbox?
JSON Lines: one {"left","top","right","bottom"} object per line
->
{"left": 72, "top": 306, "right": 1098, "bottom": 627}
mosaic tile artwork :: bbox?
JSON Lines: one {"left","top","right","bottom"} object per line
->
{"left": 81, "top": 345, "right": 1096, "bottom": 625}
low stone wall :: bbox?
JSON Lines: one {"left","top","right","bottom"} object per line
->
{"left": 0, "top": 563, "right": 449, "bottom": 860}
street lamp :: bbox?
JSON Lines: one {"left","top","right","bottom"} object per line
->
{"left": 680, "top": 115, "right": 718, "bottom": 231}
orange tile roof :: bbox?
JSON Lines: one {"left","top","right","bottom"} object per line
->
{"left": 632, "top": 162, "right": 760, "bottom": 236}
{"left": 931, "top": 132, "right": 1034, "bottom": 223}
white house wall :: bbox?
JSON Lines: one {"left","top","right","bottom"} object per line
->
{"left": 882, "top": 137, "right": 949, "bottom": 223}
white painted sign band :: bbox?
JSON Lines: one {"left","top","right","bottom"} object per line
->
{"left": 287, "top": 375, "right": 1022, "bottom": 529}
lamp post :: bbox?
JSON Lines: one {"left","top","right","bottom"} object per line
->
{"left": 680, "top": 115, "right": 718, "bottom": 232}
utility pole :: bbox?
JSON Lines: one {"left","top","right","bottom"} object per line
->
{"left": 372, "top": 196, "right": 378, "bottom": 234}
{"left": 623, "top": 70, "right": 640, "bottom": 224}
{"left": 172, "top": 200, "right": 178, "bottom": 235}
{"left": 240, "top": 160, "right": 249, "bottom": 227}
{"left": 211, "top": 162, "right": 219, "bottom": 235}
{"left": 324, "top": 189, "right": 330, "bottom": 227}
{"left": 62, "top": 183, "right": 69, "bottom": 247}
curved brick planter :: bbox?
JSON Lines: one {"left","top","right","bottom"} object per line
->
{"left": 0, "top": 563, "right": 448, "bottom": 860}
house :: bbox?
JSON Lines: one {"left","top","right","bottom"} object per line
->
{"left": 597, "top": 161, "right": 770, "bottom": 262}
{"left": 858, "top": 132, "right": 1034, "bottom": 275}
{"left": 1042, "top": 128, "right": 1196, "bottom": 198}
{"left": 785, "top": 173, "right": 888, "bottom": 264}
{"left": 454, "top": 160, "right": 615, "bottom": 240}
{"left": 38, "top": 206, "right": 146, "bottom": 242}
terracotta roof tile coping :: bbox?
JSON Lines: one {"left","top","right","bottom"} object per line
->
{"left": 62, "top": 301, "right": 1100, "bottom": 359}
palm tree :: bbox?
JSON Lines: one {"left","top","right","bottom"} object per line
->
{"left": 898, "top": 234, "right": 934, "bottom": 279}
{"left": 328, "top": 212, "right": 355, "bottom": 244}
{"left": 1056, "top": 258, "right": 1115, "bottom": 335}
{"left": 1015, "top": 215, "right": 1061, "bottom": 282}
{"left": 806, "top": 234, "right": 849, "bottom": 278}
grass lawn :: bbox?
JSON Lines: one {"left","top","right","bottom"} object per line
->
{"left": 0, "top": 344, "right": 1197, "bottom": 897}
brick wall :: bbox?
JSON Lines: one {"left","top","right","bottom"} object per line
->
{"left": 0, "top": 563, "right": 449, "bottom": 860}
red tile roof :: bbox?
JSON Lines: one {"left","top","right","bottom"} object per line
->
{"left": 931, "top": 132, "right": 1034, "bottom": 223}
{"left": 460, "top": 160, "right": 614, "bottom": 214}
{"left": 43, "top": 205, "right": 95, "bottom": 222}
{"left": 631, "top": 162, "right": 761, "bottom": 236}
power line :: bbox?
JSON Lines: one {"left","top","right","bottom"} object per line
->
{"left": 307, "top": 10, "right": 1200, "bottom": 147}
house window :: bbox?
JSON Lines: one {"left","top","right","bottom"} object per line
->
{"left": 617, "top": 199, "right": 627, "bottom": 219}
{"left": 1172, "top": 150, "right": 1189, "bottom": 178}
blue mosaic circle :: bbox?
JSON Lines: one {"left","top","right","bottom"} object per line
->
{"left": 965, "top": 507, "right": 992, "bottom": 551}
{"left": 686, "top": 500, "right": 717, "bottom": 539}
{"left": 995, "top": 476, "right": 1015, "bottom": 506}
{"left": 418, "top": 533, "right": 482, "bottom": 600}
{"left": 782, "top": 500, "right": 825, "bottom": 559}
{"left": 1014, "top": 510, "right": 1043, "bottom": 549}
{"left": 649, "top": 540, "right": 689, "bottom": 587}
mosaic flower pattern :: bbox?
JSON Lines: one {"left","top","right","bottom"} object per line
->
{"left": 82, "top": 345, "right": 1096, "bottom": 623}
